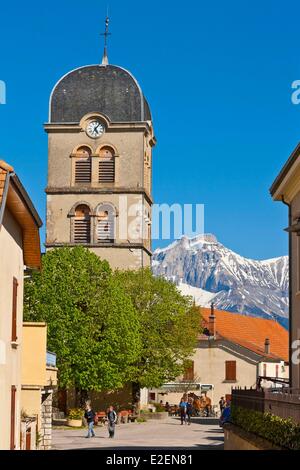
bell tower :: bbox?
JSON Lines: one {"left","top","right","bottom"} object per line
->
{"left": 45, "top": 21, "right": 156, "bottom": 269}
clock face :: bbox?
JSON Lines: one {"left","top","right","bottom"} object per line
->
{"left": 86, "top": 120, "right": 105, "bottom": 138}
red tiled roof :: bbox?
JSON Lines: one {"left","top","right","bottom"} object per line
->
{"left": 0, "top": 159, "right": 42, "bottom": 270}
{"left": 201, "top": 307, "right": 288, "bottom": 362}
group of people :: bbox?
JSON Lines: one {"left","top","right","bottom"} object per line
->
{"left": 178, "top": 397, "right": 194, "bottom": 425}
{"left": 83, "top": 395, "right": 231, "bottom": 437}
{"left": 84, "top": 403, "right": 117, "bottom": 439}
{"left": 171, "top": 394, "right": 231, "bottom": 426}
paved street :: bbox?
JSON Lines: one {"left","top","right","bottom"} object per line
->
{"left": 52, "top": 417, "right": 224, "bottom": 450}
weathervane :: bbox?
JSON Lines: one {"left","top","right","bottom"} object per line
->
{"left": 101, "top": 15, "right": 111, "bottom": 65}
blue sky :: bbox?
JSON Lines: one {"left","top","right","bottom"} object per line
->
{"left": 1, "top": 0, "right": 300, "bottom": 259}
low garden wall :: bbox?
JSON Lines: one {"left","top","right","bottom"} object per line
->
{"left": 224, "top": 423, "right": 283, "bottom": 450}
{"left": 144, "top": 412, "right": 169, "bottom": 420}
{"left": 227, "top": 405, "right": 300, "bottom": 450}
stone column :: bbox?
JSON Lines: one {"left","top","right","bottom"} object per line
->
{"left": 40, "top": 392, "right": 53, "bottom": 450}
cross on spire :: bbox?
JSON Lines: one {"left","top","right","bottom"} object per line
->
{"left": 101, "top": 16, "right": 111, "bottom": 65}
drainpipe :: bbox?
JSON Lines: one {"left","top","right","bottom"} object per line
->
{"left": 282, "top": 195, "right": 292, "bottom": 388}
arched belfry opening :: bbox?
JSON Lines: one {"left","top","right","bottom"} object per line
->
{"left": 74, "top": 204, "right": 91, "bottom": 244}
{"left": 99, "top": 147, "right": 115, "bottom": 183}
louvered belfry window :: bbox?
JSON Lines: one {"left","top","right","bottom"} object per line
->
{"left": 97, "top": 205, "right": 115, "bottom": 243}
{"left": 99, "top": 147, "right": 115, "bottom": 183}
{"left": 74, "top": 205, "right": 91, "bottom": 244}
{"left": 75, "top": 147, "right": 91, "bottom": 184}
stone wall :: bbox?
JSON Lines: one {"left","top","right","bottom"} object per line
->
{"left": 40, "top": 392, "right": 53, "bottom": 450}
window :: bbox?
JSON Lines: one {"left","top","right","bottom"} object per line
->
{"left": 99, "top": 147, "right": 115, "bottom": 183}
{"left": 74, "top": 205, "right": 91, "bottom": 244}
{"left": 183, "top": 361, "right": 194, "bottom": 381}
{"left": 10, "top": 385, "right": 16, "bottom": 450}
{"left": 11, "top": 277, "right": 18, "bottom": 342}
{"left": 74, "top": 146, "right": 91, "bottom": 184}
{"left": 225, "top": 361, "right": 236, "bottom": 381}
{"left": 97, "top": 204, "right": 115, "bottom": 243}
{"left": 149, "top": 393, "right": 156, "bottom": 402}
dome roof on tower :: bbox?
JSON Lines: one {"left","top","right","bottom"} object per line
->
{"left": 49, "top": 64, "right": 152, "bottom": 123}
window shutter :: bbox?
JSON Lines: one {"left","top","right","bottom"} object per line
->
{"left": 99, "top": 158, "right": 115, "bottom": 183}
{"left": 10, "top": 385, "right": 16, "bottom": 450}
{"left": 225, "top": 361, "right": 236, "bottom": 381}
{"left": 12, "top": 278, "right": 18, "bottom": 342}
{"left": 97, "top": 220, "right": 114, "bottom": 243}
{"left": 74, "top": 219, "right": 90, "bottom": 244}
{"left": 75, "top": 159, "right": 91, "bottom": 183}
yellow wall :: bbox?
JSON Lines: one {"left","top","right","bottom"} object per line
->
{"left": 0, "top": 209, "right": 24, "bottom": 450}
{"left": 21, "top": 389, "right": 41, "bottom": 427}
{"left": 21, "top": 323, "right": 47, "bottom": 387}
{"left": 21, "top": 323, "right": 52, "bottom": 433}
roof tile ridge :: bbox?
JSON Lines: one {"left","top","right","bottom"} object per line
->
{"left": 0, "top": 160, "right": 14, "bottom": 172}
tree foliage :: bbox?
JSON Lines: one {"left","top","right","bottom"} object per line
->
{"left": 24, "top": 249, "right": 201, "bottom": 394}
{"left": 24, "top": 247, "right": 141, "bottom": 391}
{"left": 114, "top": 268, "right": 201, "bottom": 389}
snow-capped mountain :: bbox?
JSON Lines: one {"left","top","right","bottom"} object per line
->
{"left": 152, "top": 234, "right": 289, "bottom": 329}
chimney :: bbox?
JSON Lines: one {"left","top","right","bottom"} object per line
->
{"left": 264, "top": 338, "right": 270, "bottom": 355}
{"left": 208, "top": 303, "right": 216, "bottom": 337}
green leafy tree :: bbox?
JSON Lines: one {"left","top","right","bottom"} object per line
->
{"left": 114, "top": 268, "right": 201, "bottom": 399}
{"left": 24, "top": 247, "right": 141, "bottom": 402}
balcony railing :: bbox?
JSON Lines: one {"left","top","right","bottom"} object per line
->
{"left": 232, "top": 387, "right": 300, "bottom": 423}
{"left": 46, "top": 351, "right": 57, "bottom": 368}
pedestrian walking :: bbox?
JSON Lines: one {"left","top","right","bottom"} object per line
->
{"left": 84, "top": 403, "right": 96, "bottom": 438}
{"left": 219, "top": 400, "right": 231, "bottom": 427}
{"left": 219, "top": 396, "right": 226, "bottom": 415}
{"left": 186, "top": 398, "right": 193, "bottom": 425}
{"left": 179, "top": 398, "right": 188, "bottom": 425}
{"left": 107, "top": 405, "right": 117, "bottom": 438}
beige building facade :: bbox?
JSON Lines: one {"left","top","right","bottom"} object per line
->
{"left": 0, "top": 160, "right": 42, "bottom": 450}
{"left": 45, "top": 61, "right": 155, "bottom": 270}
{"left": 148, "top": 307, "right": 289, "bottom": 410}
{"left": 270, "top": 143, "right": 300, "bottom": 389}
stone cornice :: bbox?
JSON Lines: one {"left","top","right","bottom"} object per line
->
{"left": 45, "top": 242, "right": 152, "bottom": 257}
{"left": 45, "top": 186, "right": 153, "bottom": 205}
{"left": 44, "top": 121, "right": 153, "bottom": 135}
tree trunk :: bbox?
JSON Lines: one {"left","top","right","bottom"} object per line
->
{"left": 132, "top": 382, "right": 141, "bottom": 415}
{"left": 75, "top": 388, "right": 89, "bottom": 408}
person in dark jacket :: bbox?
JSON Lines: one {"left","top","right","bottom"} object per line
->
{"left": 179, "top": 398, "right": 188, "bottom": 425}
{"left": 186, "top": 398, "right": 193, "bottom": 425}
{"left": 219, "top": 396, "right": 226, "bottom": 415}
{"left": 84, "top": 404, "right": 96, "bottom": 438}
{"left": 219, "top": 401, "right": 231, "bottom": 427}
{"left": 107, "top": 405, "right": 117, "bottom": 438}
